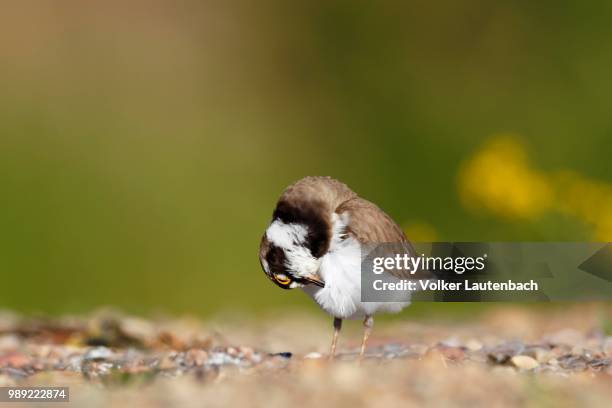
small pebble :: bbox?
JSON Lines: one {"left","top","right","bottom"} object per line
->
{"left": 84, "top": 346, "right": 113, "bottom": 361}
{"left": 440, "top": 337, "right": 461, "bottom": 347}
{"left": 466, "top": 339, "right": 483, "bottom": 351}
{"left": 511, "top": 355, "right": 539, "bottom": 370}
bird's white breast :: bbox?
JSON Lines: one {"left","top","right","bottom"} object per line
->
{"left": 302, "top": 214, "right": 410, "bottom": 319}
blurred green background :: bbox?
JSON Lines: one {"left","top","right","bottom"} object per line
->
{"left": 1, "top": 1, "right": 610, "bottom": 316}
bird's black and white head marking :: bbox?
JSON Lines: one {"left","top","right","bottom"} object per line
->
{"left": 271, "top": 200, "right": 330, "bottom": 258}
{"left": 259, "top": 200, "right": 330, "bottom": 289}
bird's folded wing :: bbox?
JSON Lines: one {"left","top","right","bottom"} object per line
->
{"left": 335, "top": 197, "right": 431, "bottom": 281}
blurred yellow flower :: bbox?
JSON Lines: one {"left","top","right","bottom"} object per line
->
{"left": 594, "top": 215, "right": 612, "bottom": 241}
{"left": 457, "top": 135, "right": 553, "bottom": 220}
{"left": 554, "top": 170, "right": 612, "bottom": 240}
{"left": 458, "top": 135, "right": 612, "bottom": 240}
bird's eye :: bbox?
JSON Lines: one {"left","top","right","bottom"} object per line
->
{"left": 274, "top": 274, "right": 291, "bottom": 285}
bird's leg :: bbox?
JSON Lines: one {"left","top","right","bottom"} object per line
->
{"left": 359, "top": 315, "right": 374, "bottom": 360}
{"left": 329, "top": 317, "right": 342, "bottom": 360}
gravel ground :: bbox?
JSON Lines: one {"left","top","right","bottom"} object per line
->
{"left": 0, "top": 305, "right": 611, "bottom": 407}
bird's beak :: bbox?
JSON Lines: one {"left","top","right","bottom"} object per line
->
{"left": 303, "top": 274, "right": 325, "bottom": 288}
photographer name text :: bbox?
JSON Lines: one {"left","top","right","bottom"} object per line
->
{"left": 373, "top": 279, "right": 539, "bottom": 291}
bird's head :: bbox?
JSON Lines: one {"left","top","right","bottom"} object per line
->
{"left": 259, "top": 219, "right": 326, "bottom": 290}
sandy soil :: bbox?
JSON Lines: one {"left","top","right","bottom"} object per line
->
{"left": 0, "top": 305, "right": 611, "bottom": 407}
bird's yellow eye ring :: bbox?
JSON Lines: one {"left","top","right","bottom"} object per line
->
{"left": 275, "top": 275, "right": 291, "bottom": 285}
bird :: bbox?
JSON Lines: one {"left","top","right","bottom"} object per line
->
{"left": 258, "top": 176, "right": 415, "bottom": 359}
